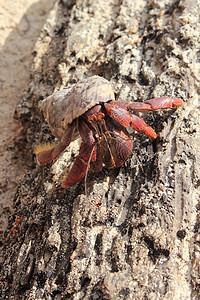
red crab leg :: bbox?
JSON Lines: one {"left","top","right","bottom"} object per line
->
{"left": 109, "top": 97, "right": 183, "bottom": 112}
{"left": 62, "top": 119, "right": 98, "bottom": 188}
{"left": 129, "top": 97, "right": 183, "bottom": 111}
{"left": 35, "top": 121, "right": 75, "bottom": 165}
{"left": 62, "top": 141, "right": 97, "bottom": 188}
{"left": 104, "top": 103, "right": 157, "bottom": 139}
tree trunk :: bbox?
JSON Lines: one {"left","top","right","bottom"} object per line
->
{"left": 1, "top": 0, "right": 200, "bottom": 299}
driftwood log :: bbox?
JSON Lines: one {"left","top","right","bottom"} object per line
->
{"left": 1, "top": 0, "right": 200, "bottom": 299}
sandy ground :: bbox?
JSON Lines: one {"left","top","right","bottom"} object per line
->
{"left": 0, "top": 0, "right": 56, "bottom": 242}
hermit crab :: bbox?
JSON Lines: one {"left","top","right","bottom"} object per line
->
{"left": 35, "top": 75, "right": 183, "bottom": 188}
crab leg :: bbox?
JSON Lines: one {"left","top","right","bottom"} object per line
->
{"left": 35, "top": 121, "right": 75, "bottom": 165}
{"left": 62, "top": 119, "right": 98, "bottom": 188}
{"left": 109, "top": 97, "right": 183, "bottom": 112}
{"left": 129, "top": 97, "right": 183, "bottom": 111}
{"left": 62, "top": 141, "right": 97, "bottom": 188}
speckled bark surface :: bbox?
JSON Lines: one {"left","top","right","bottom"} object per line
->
{"left": 1, "top": 0, "right": 200, "bottom": 299}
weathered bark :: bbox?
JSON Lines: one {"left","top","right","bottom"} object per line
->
{"left": 1, "top": 0, "right": 200, "bottom": 299}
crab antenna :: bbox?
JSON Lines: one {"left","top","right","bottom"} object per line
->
{"left": 84, "top": 144, "right": 97, "bottom": 198}
{"left": 103, "top": 131, "right": 116, "bottom": 167}
{"left": 100, "top": 120, "right": 118, "bottom": 167}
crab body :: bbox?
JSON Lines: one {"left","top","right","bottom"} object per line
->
{"left": 35, "top": 76, "right": 183, "bottom": 188}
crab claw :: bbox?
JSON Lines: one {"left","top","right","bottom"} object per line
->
{"left": 34, "top": 142, "right": 57, "bottom": 165}
{"left": 130, "top": 114, "right": 157, "bottom": 139}
{"left": 35, "top": 122, "right": 76, "bottom": 165}
{"left": 104, "top": 103, "right": 157, "bottom": 139}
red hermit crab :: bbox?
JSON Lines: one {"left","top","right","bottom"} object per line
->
{"left": 35, "top": 76, "right": 183, "bottom": 188}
